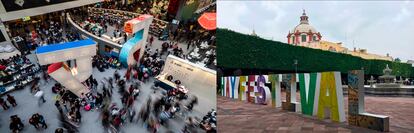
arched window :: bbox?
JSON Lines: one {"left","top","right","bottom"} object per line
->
{"left": 292, "top": 36, "right": 295, "bottom": 43}
{"left": 301, "top": 35, "right": 306, "bottom": 42}
{"left": 313, "top": 35, "right": 317, "bottom": 41}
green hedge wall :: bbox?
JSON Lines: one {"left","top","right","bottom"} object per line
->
{"left": 217, "top": 29, "right": 414, "bottom": 78}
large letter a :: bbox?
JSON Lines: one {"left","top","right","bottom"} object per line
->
{"left": 316, "top": 72, "right": 345, "bottom": 122}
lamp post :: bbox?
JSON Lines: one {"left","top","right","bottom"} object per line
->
{"left": 294, "top": 59, "right": 298, "bottom": 74}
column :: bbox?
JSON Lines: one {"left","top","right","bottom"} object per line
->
{"left": 295, "top": 34, "right": 299, "bottom": 45}
{"left": 287, "top": 34, "right": 291, "bottom": 44}
{"left": 308, "top": 33, "right": 312, "bottom": 42}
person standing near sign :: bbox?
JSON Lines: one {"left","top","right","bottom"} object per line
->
{"left": 124, "top": 32, "right": 127, "bottom": 43}
{"left": 149, "top": 35, "right": 154, "bottom": 46}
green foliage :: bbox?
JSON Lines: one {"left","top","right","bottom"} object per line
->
{"left": 217, "top": 29, "right": 414, "bottom": 78}
{"left": 394, "top": 58, "right": 401, "bottom": 62}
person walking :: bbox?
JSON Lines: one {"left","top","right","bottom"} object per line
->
{"left": 149, "top": 35, "right": 154, "bottom": 46}
{"left": 62, "top": 99, "right": 69, "bottom": 112}
{"left": 125, "top": 67, "right": 131, "bottom": 81}
{"left": 76, "top": 110, "right": 82, "bottom": 123}
{"left": 9, "top": 115, "right": 24, "bottom": 132}
{"left": 123, "top": 32, "right": 127, "bottom": 43}
{"left": 55, "top": 128, "right": 64, "bottom": 133}
{"left": 29, "top": 115, "right": 39, "bottom": 129}
{"left": 114, "top": 70, "right": 120, "bottom": 82}
{"left": 95, "top": 93, "right": 103, "bottom": 109}
{"left": 37, "top": 113, "right": 48, "bottom": 129}
{"left": 55, "top": 100, "right": 63, "bottom": 113}
{"left": 35, "top": 89, "right": 46, "bottom": 104}
{"left": 0, "top": 97, "right": 9, "bottom": 110}
{"left": 9, "top": 118, "right": 20, "bottom": 132}
{"left": 6, "top": 94, "right": 17, "bottom": 107}
{"left": 93, "top": 78, "right": 98, "bottom": 90}
{"left": 133, "top": 87, "right": 140, "bottom": 99}
{"left": 187, "top": 40, "right": 191, "bottom": 50}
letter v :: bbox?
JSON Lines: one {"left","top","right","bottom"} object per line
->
{"left": 299, "top": 73, "right": 317, "bottom": 116}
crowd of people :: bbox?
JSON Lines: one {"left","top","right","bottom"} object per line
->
{"left": 70, "top": 7, "right": 135, "bottom": 45}
{"left": 0, "top": 54, "right": 39, "bottom": 95}
{"left": 29, "top": 113, "right": 48, "bottom": 129}
{"left": 93, "top": 55, "right": 122, "bottom": 72}
{"left": 30, "top": 20, "right": 74, "bottom": 46}
{"left": 159, "top": 40, "right": 185, "bottom": 58}
{"left": 1, "top": 1, "right": 216, "bottom": 133}
{"left": 99, "top": 76, "right": 139, "bottom": 131}
{"left": 8, "top": 113, "right": 48, "bottom": 132}
{"left": 139, "top": 47, "right": 165, "bottom": 78}
{"left": 7, "top": 50, "right": 204, "bottom": 132}
{"left": 69, "top": 1, "right": 216, "bottom": 69}
{"left": 50, "top": 75, "right": 103, "bottom": 132}
{"left": 9, "top": 18, "right": 82, "bottom": 54}
{"left": 3, "top": 55, "right": 210, "bottom": 132}
{"left": 183, "top": 109, "right": 217, "bottom": 133}
{"left": 96, "top": 1, "right": 159, "bottom": 19}
{"left": 90, "top": 49, "right": 214, "bottom": 132}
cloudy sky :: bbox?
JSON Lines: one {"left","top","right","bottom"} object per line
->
{"left": 218, "top": 1, "right": 414, "bottom": 62}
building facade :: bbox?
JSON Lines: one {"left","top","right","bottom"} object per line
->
{"left": 287, "top": 10, "right": 322, "bottom": 48}
{"left": 286, "top": 10, "right": 393, "bottom": 61}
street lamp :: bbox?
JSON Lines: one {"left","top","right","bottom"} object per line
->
{"left": 293, "top": 59, "right": 298, "bottom": 74}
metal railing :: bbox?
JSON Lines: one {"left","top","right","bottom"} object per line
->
{"left": 66, "top": 13, "right": 123, "bottom": 49}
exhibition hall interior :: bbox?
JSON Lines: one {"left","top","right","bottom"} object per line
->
{"left": 0, "top": 0, "right": 216, "bottom": 133}
{"left": 1, "top": 0, "right": 414, "bottom": 133}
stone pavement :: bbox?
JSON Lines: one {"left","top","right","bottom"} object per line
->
{"left": 217, "top": 95, "right": 414, "bottom": 133}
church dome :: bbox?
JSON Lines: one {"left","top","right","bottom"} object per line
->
{"left": 287, "top": 10, "right": 322, "bottom": 46}
{"left": 292, "top": 24, "right": 317, "bottom": 33}
{"left": 291, "top": 10, "right": 318, "bottom": 33}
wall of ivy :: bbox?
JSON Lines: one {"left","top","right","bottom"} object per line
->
{"left": 217, "top": 29, "right": 414, "bottom": 78}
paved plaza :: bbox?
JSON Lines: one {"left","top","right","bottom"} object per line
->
{"left": 217, "top": 94, "right": 414, "bottom": 133}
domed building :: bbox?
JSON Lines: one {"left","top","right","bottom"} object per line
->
{"left": 285, "top": 10, "right": 393, "bottom": 61}
{"left": 287, "top": 10, "right": 322, "bottom": 48}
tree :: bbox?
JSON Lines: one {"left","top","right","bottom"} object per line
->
{"left": 394, "top": 58, "right": 401, "bottom": 62}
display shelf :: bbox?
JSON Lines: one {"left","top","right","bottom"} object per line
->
{"left": 0, "top": 77, "right": 35, "bottom": 95}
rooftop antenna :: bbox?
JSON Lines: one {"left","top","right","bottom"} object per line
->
{"left": 253, "top": 24, "right": 255, "bottom": 33}
{"left": 353, "top": 40, "right": 355, "bottom": 49}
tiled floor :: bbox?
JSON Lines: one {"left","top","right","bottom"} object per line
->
{"left": 217, "top": 94, "right": 414, "bottom": 133}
